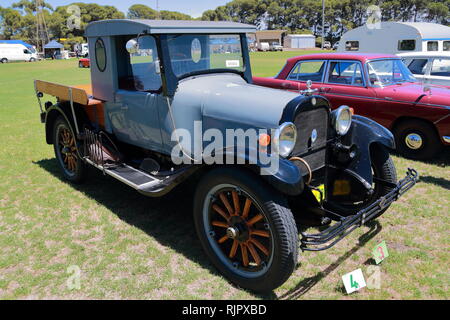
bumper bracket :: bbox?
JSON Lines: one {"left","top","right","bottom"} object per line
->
{"left": 300, "top": 168, "right": 418, "bottom": 251}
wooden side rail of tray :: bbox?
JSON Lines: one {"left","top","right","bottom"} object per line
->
{"left": 34, "top": 80, "right": 105, "bottom": 129}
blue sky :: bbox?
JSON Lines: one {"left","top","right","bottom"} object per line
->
{"left": 0, "top": 0, "right": 229, "bottom": 18}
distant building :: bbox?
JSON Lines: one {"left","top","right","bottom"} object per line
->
{"left": 337, "top": 22, "right": 450, "bottom": 54}
{"left": 255, "top": 30, "right": 287, "bottom": 47}
{"left": 284, "top": 34, "right": 316, "bottom": 49}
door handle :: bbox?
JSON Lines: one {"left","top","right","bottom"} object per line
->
{"left": 121, "top": 104, "right": 129, "bottom": 111}
{"left": 384, "top": 97, "right": 393, "bottom": 100}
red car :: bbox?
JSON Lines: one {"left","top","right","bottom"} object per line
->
{"left": 78, "top": 58, "right": 90, "bottom": 68}
{"left": 253, "top": 53, "right": 450, "bottom": 160}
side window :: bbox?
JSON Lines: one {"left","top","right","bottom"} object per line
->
{"left": 128, "top": 35, "right": 162, "bottom": 91}
{"left": 407, "top": 58, "right": 429, "bottom": 75}
{"left": 443, "top": 41, "right": 450, "bottom": 51}
{"left": 95, "top": 38, "right": 107, "bottom": 72}
{"left": 398, "top": 40, "right": 415, "bottom": 51}
{"left": 326, "top": 61, "right": 364, "bottom": 86}
{"left": 430, "top": 58, "right": 450, "bottom": 77}
{"left": 345, "top": 41, "right": 359, "bottom": 51}
{"left": 287, "top": 60, "right": 326, "bottom": 82}
{"left": 427, "top": 41, "right": 438, "bottom": 51}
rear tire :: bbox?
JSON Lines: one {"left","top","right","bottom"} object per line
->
{"left": 53, "top": 116, "right": 87, "bottom": 183}
{"left": 1, "top": 58, "right": 8, "bottom": 63}
{"left": 394, "top": 119, "right": 441, "bottom": 160}
{"left": 193, "top": 167, "right": 298, "bottom": 292}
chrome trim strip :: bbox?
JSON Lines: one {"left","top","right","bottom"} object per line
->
{"left": 443, "top": 136, "right": 450, "bottom": 143}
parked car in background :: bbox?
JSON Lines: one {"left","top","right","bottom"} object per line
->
{"left": 34, "top": 20, "right": 417, "bottom": 292}
{"left": 399, "top": 52, "right": 450, "bottom": 87}
{"left": 0, "top": 43, "right": 38, "bottom": 63}
{"left": 253, "top": 53, "right": 450, "bottom": 160}
{"left": 81, "top": 43, "right": 89, "bottom": 57}
{"left": 78, "top": 57, "right": 90, "bottom": 68}
{"left": 257, "top": 42, "right": 270, "bottom": 51}
{"left": 270, "top": 42, "right": 283, "bottom": 51}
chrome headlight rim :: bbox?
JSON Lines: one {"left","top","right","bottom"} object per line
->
{"left": 333, "top": 105, "right": 352, "bottom": 136}
{"left": 273, "top": 122, "right": 297, "bottom": 158}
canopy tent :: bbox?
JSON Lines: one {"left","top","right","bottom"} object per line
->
{"left": 44, "top": 40, "right": 64, "bottom": 49}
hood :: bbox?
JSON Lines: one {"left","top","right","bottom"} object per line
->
{"left": 180, "top": 73, "right": 300, "bottom": 128}
{"left": 381, "top": 82, "right": 450, "bottom": 108}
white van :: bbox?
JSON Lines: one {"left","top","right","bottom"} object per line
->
{"left": 0, "top": 43, "right": 38, "bottom": 63}
{"left": 81, "top": 43, "right": 89, "bottom": 57}
{"left": 258, "top": 42, "right": 270, "bottom": 52}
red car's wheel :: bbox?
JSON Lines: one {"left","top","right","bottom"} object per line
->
{"left": 394, "top": 119, "right": 441, "bottom": 160}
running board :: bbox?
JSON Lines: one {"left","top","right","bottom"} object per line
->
{"left": 84, "top": 158, "right": 161, "bottom": 191}
{"left": 84, "top": 158, "right": 197, "bottom": 197}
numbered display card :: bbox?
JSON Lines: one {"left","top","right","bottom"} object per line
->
{"left": 342, "top": 268, "right": 367, "bottom": 294}
{"left": 372, "top": 240, "right": 389, "bottom": 264}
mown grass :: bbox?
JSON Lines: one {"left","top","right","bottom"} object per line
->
{"left": 0, "top": 53, "right": 448, "bottom": 299}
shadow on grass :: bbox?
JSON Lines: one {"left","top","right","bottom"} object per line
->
{"left": 392, "top": 147, "right": 450, "bottom": 167}
{"left": 34, "top": 158, "right": 384, "bottom": 300}
{"left": 278, "top": 220, "right": 382, "bottom": 300}
{"left": 34, "top": 158, "right": 277, "bottom": 299}
{"left": 419, "top": 176, "right": 450, "bottom": 190}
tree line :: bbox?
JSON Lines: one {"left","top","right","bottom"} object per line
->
{"left": 0, "top": 0, "right": 448, "bottom": 47}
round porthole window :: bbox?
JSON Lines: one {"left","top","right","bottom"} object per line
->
{"left": 95, "top": 38, "right": 107, "bottom": 72}
{"left": 191, "top": 38, "right": 201, "bottom": 63}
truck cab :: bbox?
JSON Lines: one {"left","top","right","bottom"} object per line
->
{"left": 34, "top": 19, "right": 417, "bottom": 293}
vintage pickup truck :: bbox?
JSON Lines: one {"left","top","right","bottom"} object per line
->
{"left": 34, "top": 20, "right": 417, "bottom": 292}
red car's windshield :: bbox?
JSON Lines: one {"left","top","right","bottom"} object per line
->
{"left": 367, "top": 59, "right": 416, "bottom": 87}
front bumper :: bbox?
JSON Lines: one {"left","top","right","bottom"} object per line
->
{"left": 300, "top": 168, "right": 418, "bottom": 251}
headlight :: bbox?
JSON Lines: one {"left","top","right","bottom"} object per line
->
{"left": 273, "top": 122, "right": 297, "bottom": 158}
{"left": 332, "top": 105, "right": 352, "bottom": 136}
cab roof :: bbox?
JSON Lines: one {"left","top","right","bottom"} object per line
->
{"left": 85, "top": 19, "right": 256, "bottom": 37}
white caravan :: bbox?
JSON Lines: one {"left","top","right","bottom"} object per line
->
{"left": 0, "top": 43, "right": 38, "bottom": 63}
{"left": 337, "top": 22, "right": 450, "bottom": 54}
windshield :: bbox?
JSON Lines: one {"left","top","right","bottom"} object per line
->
{"left": 167, "top": 34, "right": 245, "bottom": 77}
{"left": 367, "top": 59, "right": 416, "bottom": 86}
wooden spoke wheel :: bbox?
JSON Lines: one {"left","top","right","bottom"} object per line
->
{"left": 58, "top": 127, "right": 78, "bottom": 174}
{"left": 208, "top": 188, "right": 273, "bottom": 273}
{"left": 194, "top": 168, "right": 298, "bottom": 292}
{"left": 53, "top": 115, "right": 87, "bottom": 183}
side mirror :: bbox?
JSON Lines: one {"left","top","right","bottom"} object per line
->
{"left": 126, "top": 38, "right": 139, "bottom": 54}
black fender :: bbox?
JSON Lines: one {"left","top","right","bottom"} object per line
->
{"left": 340, "top": 115, "right": 395, "bottom": 187}
{"left": 44, "top": 102, "right": 88, "bottom": 144}
{"left": 200, "top": 147, "right": 305, "bottom": 196}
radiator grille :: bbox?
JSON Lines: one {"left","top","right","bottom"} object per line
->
{"left": 291, "top": 107, "right": 329, "bottom": 174}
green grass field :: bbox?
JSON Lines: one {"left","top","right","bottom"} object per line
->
{"left": 0, "top": 52, "right": 448, "bottom": 299}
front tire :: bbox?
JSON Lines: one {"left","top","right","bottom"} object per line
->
{"left": 329, "top": 144, "right": 397, "bottom": 221}
{"left": 394, "top": 119, "right": 441, "bottom": 160}
{"left": 193, "top": 167, "right": 298, "bottom": 292}
{"left": 1, "top": 58, "right": 8, "bottom": 63}
{"left": 53, "top": 116, "right": 87, "bottom": 183}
